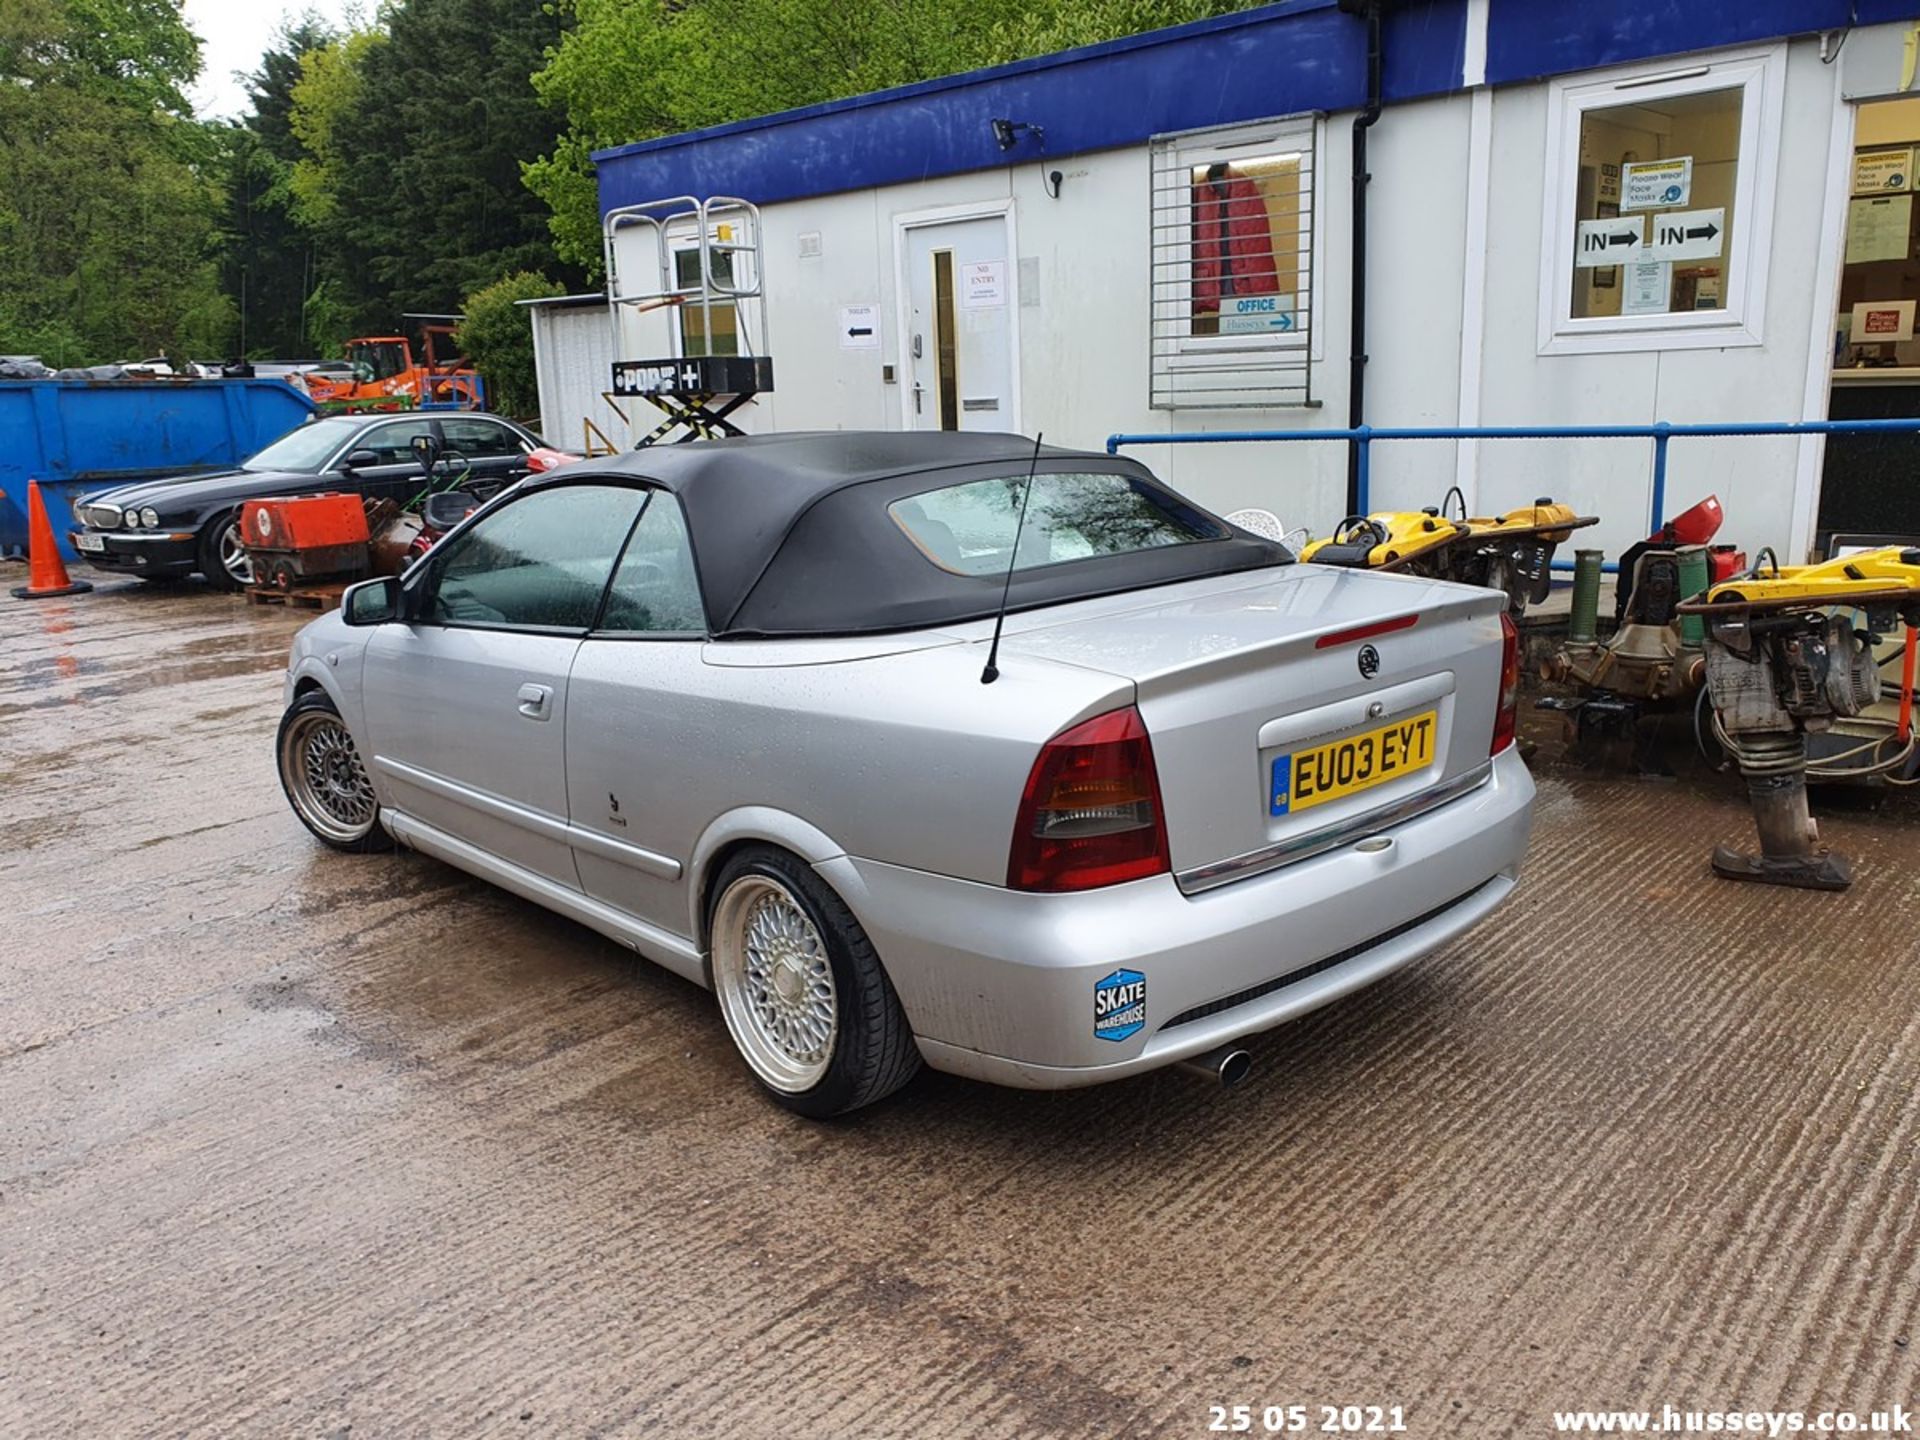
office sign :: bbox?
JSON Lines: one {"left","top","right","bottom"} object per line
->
{"left": 1218, "top": 294, "right": 1296, "bottom": 334}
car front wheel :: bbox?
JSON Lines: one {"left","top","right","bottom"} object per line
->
{"left": 708, "top": 846, "right": 921, "bottom": 1117}
{"left": 199, "top": 511, "right": 253, "bottom": 591}
{"left": 276, "top": 691, "right": 393, "bottom": 853}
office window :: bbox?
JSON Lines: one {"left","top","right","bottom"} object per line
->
{"left": 1541, "top": 48, "right": 1784, "bottom": 354}
{"left": 1150, "top": 115, "right": 1319, "bottom": 408}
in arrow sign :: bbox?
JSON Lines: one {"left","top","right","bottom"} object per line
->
{"left": 1685, "top": 223, "right": 1719, "bottom": 241}
{"left": 1609, "top": 230, "right": 1639, "bottom": 247}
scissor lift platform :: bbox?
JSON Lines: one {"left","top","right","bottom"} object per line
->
{"left": 603, "top": 197, "right": 773, "bottom": 447}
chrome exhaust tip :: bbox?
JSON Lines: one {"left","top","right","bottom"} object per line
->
{"left": 1174, "top": 1044, "right": 1253, "bottom": 1089}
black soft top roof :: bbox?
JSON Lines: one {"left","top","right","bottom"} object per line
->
{"left": 547, "top": 431, "right": 1289, "bottom": 637}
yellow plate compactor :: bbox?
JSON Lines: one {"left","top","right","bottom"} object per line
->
{"left": 1301, "top": 496, "right": 1596, "bottom": 618}
{"left": 1681, "top": 546, "right": 1920, "bottom": 890}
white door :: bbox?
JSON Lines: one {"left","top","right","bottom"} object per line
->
{"left": 901, "top": 215, "right": 1016, "bottom": 431}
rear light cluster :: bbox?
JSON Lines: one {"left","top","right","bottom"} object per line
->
{"left": 1490, "top": 612, "right": 1521, "bottom": 755}
{"left": 1008, "top": 706, "right": 1170, "bottom": 892}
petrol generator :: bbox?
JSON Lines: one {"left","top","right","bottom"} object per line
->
{"left": 239, "top": 493, "right": 371, "bottom": 591}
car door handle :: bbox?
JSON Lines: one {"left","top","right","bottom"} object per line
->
{"left": 517, "top": 683, "right": 554, "bottom": 720}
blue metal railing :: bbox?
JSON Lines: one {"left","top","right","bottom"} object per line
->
{"left": 1106, "top": 418, "right": 1920, "bottom": 561}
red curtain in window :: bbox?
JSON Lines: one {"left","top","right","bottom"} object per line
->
{"left": 1191, "top": 170, "right": 1280, "bottom": 313}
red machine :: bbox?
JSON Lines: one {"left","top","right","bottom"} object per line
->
{"left": 240, "top": 494, "right": 371, "bottom": 591}
{"left": 1660, "top": 494, "right": 1724, "bottom": 546}
{"left": 1709, "top": 544, "right": 1745, "bottom": 584}
{"left": 1644, "top": 496, "right": 1748, "bottom": 582}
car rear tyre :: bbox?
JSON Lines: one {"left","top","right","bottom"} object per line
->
{"left": 276, "top": 691, "right": 393, "bottom": 854}
{"left": 708, "top": 847, "right": 921, "bottom": 1117}
{"left": 199, "top": 512, "right": 253, "bottom": 591}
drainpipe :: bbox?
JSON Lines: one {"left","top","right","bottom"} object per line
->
{"left": 1339, "top": 0, "right": 1384, "bottom": 516}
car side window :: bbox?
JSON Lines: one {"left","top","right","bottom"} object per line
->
{"left": 353, "top": 419, "right": 436, "bottom": 467}
{"left": 598, "top": 493, "right": 706, "bottom": 635}
{"left": 441, "top": 418, "right": 526, "bottom": 460}
{"left": 424, "top": 484, "right": 647, "bottom": 630}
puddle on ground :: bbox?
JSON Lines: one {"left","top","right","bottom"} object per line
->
{"left": 0, "top": 654, "right": 287, "bottom": 715}
{"left": 164, "top": 633, "right": 294, "bottom": 663}
{"left": 0, "top": 655, "right": 109, "bottom": 688}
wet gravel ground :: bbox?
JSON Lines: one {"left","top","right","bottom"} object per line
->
{"left": 2, "top": 573, "right": 1918, "bottom": 1439}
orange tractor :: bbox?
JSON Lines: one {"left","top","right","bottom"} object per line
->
{"left": 305, "top": 318, "right": 485, "bottom": 411}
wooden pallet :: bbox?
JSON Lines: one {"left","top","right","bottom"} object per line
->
{"left": 244, "top": 582, "right": 347, "bottom": 612}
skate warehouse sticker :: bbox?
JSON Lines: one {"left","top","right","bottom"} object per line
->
{"left": 1093, "top": 968, "right": 1147, "bottom": 1042}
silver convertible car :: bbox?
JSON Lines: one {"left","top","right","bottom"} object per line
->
{"left": 277, "top": 432, "right": 1534, "bottom": 1116}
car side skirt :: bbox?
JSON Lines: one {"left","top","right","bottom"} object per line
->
{"left": 377, "top": 757, "right": 683, "bottom": 881}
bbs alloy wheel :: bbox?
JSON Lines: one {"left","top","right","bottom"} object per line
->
{"left": 712, "top": 874, "right": 839, "bottom": 1093}
{"left": 706, "top": 848, "right": 921, "bottom": 1117}
{"left": 275, "top": 693, "right": 392, "bottom": 854}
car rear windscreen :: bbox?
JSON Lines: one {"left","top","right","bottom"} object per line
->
{"left": 888, "top": 471, "right": 1228, "bottom": 577}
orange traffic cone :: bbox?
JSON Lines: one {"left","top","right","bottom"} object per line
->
{"left": 10, "top": 480, "right": 93, "bottom": 600}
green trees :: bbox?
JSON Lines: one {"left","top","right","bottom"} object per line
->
{"left": 527, "top": 0, "right": 1022, "bottom": 274}
{"left": 325, "top": 0, "right": 578, "bottom": 324}
{"left": 0, "top": 0, "right": 233, "bottom": 365}
{"left": 152, "top": 0, "right": 586, "bottom": 362}
{"left": 223, "top": 16, "right": 337, "bottom": 358}
{"left": 526, "top": 0, "right": 1267, "bottom": 276}
{"left": 287, "top": 26, "right": 382, "bottom": 232}
{"left": 456, "top": 271, "right": 563, "bottom": 420}
{"left": 3, "top": 0, "right": 1267, "bottom": 373}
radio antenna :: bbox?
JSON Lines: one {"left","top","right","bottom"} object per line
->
{"left": 980, "top": 432, "right": 1044, "bottom": 685}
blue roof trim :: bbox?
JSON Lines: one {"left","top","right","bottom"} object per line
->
{"left": 1485, "top": 0, "right": 1878, "bottom": 85}
{"left": 595, "top": 0, "right": 1469, "bottom": 216}
{"left": 1383, "top": 0, "right": 1468, "bottom": 100}
{"left": 595, "top": 0, "right": 1858, "bottom": 215}
{"left": 593, "top": 0, "right": 1348, "bottom": 165}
